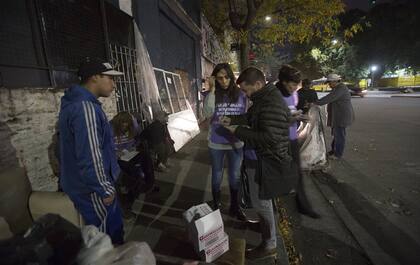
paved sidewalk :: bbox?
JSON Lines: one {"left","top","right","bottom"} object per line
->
{"left": 124, "top": 131, "right": 289, "bottom": 265}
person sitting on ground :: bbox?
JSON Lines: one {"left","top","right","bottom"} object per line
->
{"left": 140, "top": 111, "right": 175, "bottom": 172}
{"left": 111, "top": 112, "right": 157, "bottom": 197}
{"left": 297, "top": 78, "right": 318, "bottom": 114}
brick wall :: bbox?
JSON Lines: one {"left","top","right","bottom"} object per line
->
{"left": 0, "top": 87, "right": 118, "bottom": 191}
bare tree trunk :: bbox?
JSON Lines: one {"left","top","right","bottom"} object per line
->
{"left": 228, "top": 0, "right": 260, "bottom": 71}
{"left": 239, "top": 35, "right": 250, "bottom": 71}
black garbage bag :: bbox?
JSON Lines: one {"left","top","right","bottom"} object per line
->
{"left": 0, "top": 214, "right": 82, "bottom": 265}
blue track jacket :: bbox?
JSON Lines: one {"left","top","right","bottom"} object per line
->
{"left": 59, "top": 85, "right": 120, "bottom": 198}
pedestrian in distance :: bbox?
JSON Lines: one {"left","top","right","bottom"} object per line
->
{"left": 315, "top": 74, "right": 355, "bottom": 159}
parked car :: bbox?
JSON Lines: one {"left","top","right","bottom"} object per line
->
{"left": 348, "top": 86, "right": 367, "bottom": 98}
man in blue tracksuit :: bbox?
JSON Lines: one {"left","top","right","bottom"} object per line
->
{"left": 59, "top": 59, "right": 124, "bottom": 244}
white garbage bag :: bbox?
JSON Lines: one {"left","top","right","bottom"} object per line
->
{"left": 77, "top": 225, "right": 156, "bottom": 265}
{"left": 77, "top": 225, "right": 114, "bottom": 265}
{"left": 298, "top": 106, "right": 328, "bottom": 170}
{"left": 93, "top": 241, "right": 156, "bottom": 265}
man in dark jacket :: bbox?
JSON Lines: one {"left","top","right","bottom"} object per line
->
{"left": 297, "top": 78, "right": 318, "bottom": 113}
{"left": 59, "top": 59, "right": 124, "bottom": 244}
{"left": 315, "top": 74, "right": 354, "bottom": 159}
{"left": 221, "top": 67, "right": 294, "bottom": 260}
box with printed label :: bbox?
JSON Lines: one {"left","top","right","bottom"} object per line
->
{"left": 201, "top": 233, "right": 229, "bottom": 263}
{"left": 183, "top": 203, "right": 225, "bottom": 252}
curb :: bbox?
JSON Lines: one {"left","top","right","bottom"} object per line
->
{"left": 311, "top": 171, "right": 400, "bottom": 265}
{"left": 390, "top": 95, "right": 420, "bottom": 98}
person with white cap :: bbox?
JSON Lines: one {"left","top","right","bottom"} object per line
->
{"left": 58, "top": 58, "right": 125, "bottom": 244}
{"left": 315, "top": 73, "right": 354, "bottom": 159}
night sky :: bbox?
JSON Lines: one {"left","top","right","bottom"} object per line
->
{"left": 343, "top": 0, "right": 392, "bottom": 10}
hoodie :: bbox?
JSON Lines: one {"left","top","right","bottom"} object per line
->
{"left": 58, "top": 85, "right": 120, "bottom": 198}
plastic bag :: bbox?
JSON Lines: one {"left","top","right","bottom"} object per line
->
{"left": 298, "top": 106, "right": 328, "bottom": 170}
{"left": 77, "top": 225, "right": 113, "bottom": 265}
{"left": 77, "top": 225, "right": 156, "bottom": 265}
{"left": 93, "top": 241, "right": 156, "bottom": 265}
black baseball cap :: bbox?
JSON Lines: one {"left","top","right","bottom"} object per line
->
{"left": 78, "top": 59, "right": 124, "bottom": 80}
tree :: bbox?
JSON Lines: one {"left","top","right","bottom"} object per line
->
{"left": 202, "top": 0, "right": 344, "bottom": 71}
{"left": 289, "top": 8, "right": 370, "bottom": 82}
{"left": 350, "top": 1, "right": 420, "bottom": 74}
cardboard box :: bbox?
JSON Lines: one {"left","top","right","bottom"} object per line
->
{"left": 201, "top": 233, "right": 229, "bottom": 263}
{"left": 183, "top": 203, "right": 213, "bottom": 223}
{"left": 183, "top": 203, "right": 225, "bottom": 252}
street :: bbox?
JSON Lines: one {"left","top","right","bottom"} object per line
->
{"left": 313, "top": 96, "right": 420, "bottom": 264}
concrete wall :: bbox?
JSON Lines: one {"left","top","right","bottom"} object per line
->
{"left": 0, "top": 87, "right": 118, "bottom": 192}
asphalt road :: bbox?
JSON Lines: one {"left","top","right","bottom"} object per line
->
{"left": 317, "top": 96, "right": 420, "bottom": 265}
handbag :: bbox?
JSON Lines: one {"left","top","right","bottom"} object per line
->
{"left": 239, "top": 162, "right": 253, "bottom": 209}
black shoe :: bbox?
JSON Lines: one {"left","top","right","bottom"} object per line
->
{"left": 246, "top": 244, "right": 277, "bottom": 260}
{"left": 212, "top": 190, "right": 222, "bottom": 210}
{"left": 327, "top": 150, "right": 335, "bottom": 156}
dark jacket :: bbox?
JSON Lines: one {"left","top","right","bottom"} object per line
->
{"left": 316, "top": 83, "right": 354, "bottom": 127}
{"left": 59, "top": 85, "right": 119, "bottom": 199}
{"left": 232, "top": 83, "right": 296, "bottom": 199}
{"left": 297, "top": 87, "right": 318, "bottom": 113}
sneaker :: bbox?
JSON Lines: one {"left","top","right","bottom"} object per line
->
{"left": 246, "top": 244, "right": 277, "bottom": 260}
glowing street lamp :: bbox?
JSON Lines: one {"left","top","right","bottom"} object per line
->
{"left": 265, "top": 16, "right": 272, "bottom": 22}
{"left": 332, "top": 39, "right": 338, "bottom": 45}
{"left": 370, "top": 65, "right": 378, "bottom": 87}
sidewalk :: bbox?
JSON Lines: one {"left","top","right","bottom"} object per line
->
{"left": 278, "top": 170, "right": 371, "bottom": 265}
{"left": 124, "top": 131, "right": 289, "bottom": 265}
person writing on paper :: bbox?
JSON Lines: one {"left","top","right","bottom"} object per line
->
{"left": 58, "top": 59, "right": 124, "bottom": 244}
{"left": 220, "top": 67, "right": 294, "bottom": 260}
{"left": 111, "top": 112, "right": 156, "bottom": 195}
{"left": 202, "top": 63, "right": 248, "bottom": 221}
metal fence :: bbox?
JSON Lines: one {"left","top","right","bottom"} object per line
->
{"left": 109, "top": 43, "right": 147, "bottom": 124}
{"left": 153, "top": 68, "right": 188, "bottom": 114}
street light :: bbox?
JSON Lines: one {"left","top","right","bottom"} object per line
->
{"left": 332, "top": 39, "right": 338, "bottom": 45}
{"left": 265, "top": 16, "right": 272, "bottom": 22}
{"left": 371, "top": 65, "right": 378, "bottom": 87}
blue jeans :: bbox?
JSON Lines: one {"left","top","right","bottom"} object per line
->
{"left": 245, "top": 162, "right": 277, "bottom": 249}
{"left": 332, "top": 127, "right": 346, "bottom": 158}
{"left": 209, "top": 148, "right": 243, "bottom": 192}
